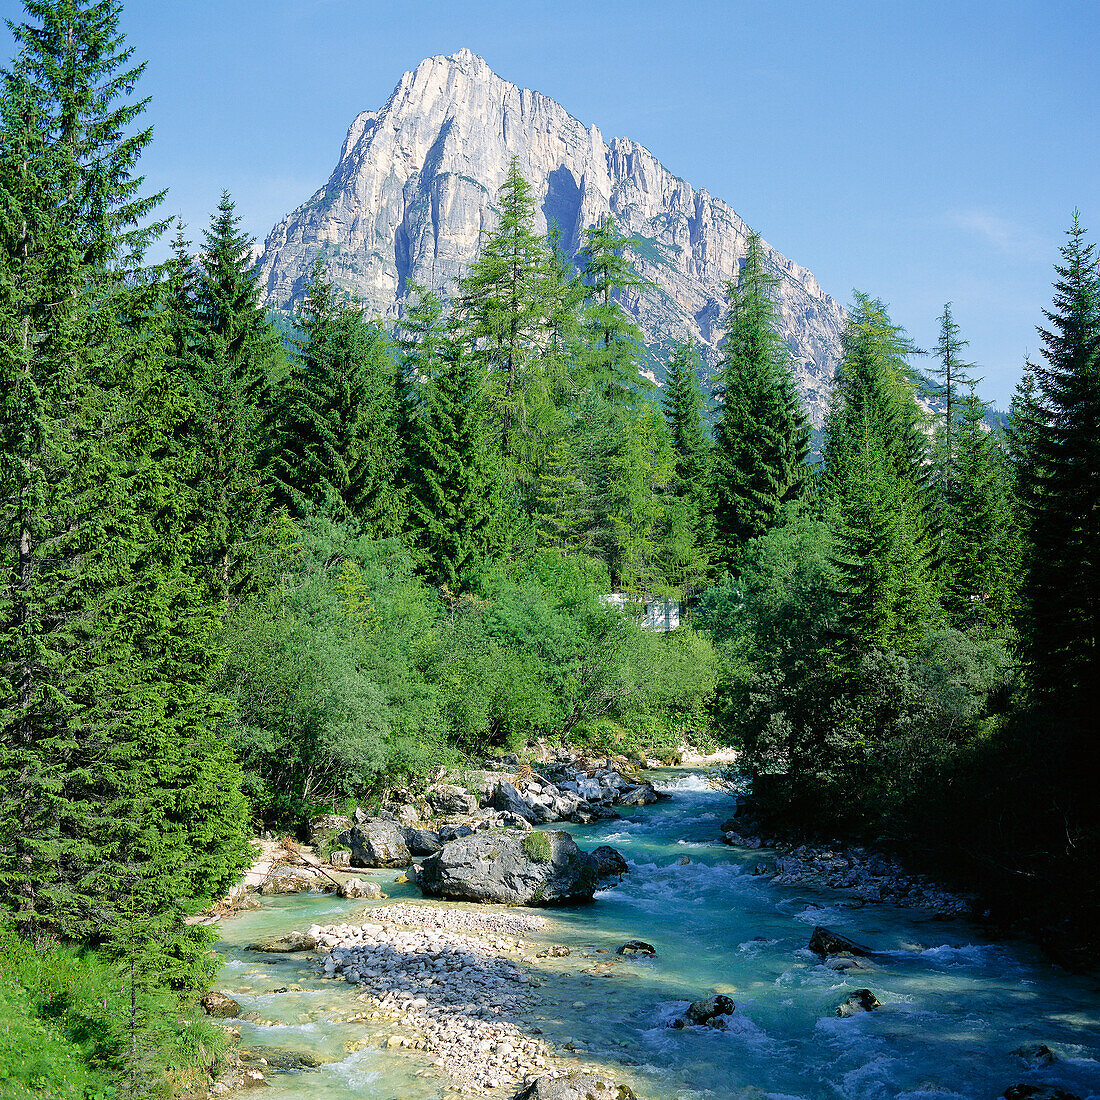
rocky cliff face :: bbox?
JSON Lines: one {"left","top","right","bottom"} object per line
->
{"left": 256, "top": 48, "right": 846, "bottom": 424}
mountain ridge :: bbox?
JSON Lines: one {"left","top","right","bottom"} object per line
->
{"left": 255, "top": 48, "right": 847, "bottom": 424}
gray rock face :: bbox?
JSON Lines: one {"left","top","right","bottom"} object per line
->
{"left": 809, "top": 926, "right": 874, "bottom": 957}
{"left": 425, "top": 783, "right": 478, "bottom": 816}
{"left": 256, "top": 49, "right": 846, "bottom": 426}
{"left": 513, "top": 1074, "right": 637, "bottom": 1100}
{"left": 337, "top": 820, "right": 412, "bottom": 868}
{"left": 591, "top": 845, "right": 629, "bottom": 879}
{"left": 200, "top": 991, "right": 240, "bottom": 1018}
{"left": 418, "top": 829, "right": 599, "bottom": 906}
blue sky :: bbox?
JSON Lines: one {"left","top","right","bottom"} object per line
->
{"left": 3, "top": 0, "right": 1098, "bottom": 407}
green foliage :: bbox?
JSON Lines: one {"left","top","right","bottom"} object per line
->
{"left": 711, "top": 234, "right": 809, "bottom": 568}
{"left": 267, "top": 259, "right": 402, "bottom": 531}
{"left": 523, "top": 831, "right": 552, "bottom": 863}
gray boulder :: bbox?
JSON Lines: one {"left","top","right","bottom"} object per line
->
{"left": 617, "top": 940, "right": 655, "bottom": 956}
{"left": 200, "top": 991, "right": 240, "bottom": 1018}
{"left": 403, "top": 826, "right": 443, "bottom": 856}
{"left": 426, "top": 783, "right": 478, "bottom": 816}
{"left": 617, "top": 783, "right": 660, "bottom": 806}
{"left": 337, "top": 819, "right": 412, "bottom": 868}
{"left": 418, "top": 829, "right": 599, "bottom": 906}
{"left": 809, "top": 926, "right": 874, "bottom": 957}
{"left": 591, "top": 845, "right": 629, "bottom": 879}
{"left": 248, "top": 931, "right": 318, "bottom": 953}
{"left": 836, "top": 988, "right": 881, "bottom": 1016}
{"left": 261, "top": 867, "right": 316, "bottom": 894}
{"left": 669, "top": 994, "right": 735, "bottom": 1028}
{"left": 489, "top": 779, "right": 545, "bottom": 823}
{"left": 338, "top": 878, "right": 383, "bottom": 900}
{"left": 512, "top": 1073, "right": 636, "bottom": 1100}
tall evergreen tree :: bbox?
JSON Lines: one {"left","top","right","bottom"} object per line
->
{"left": 1015, "top": 214, "right": 1100, "bottom": 705}
{"left": 0, "top": 0, "right": 250, "bottom": 985}
{"left": 661, "top": 341, "right": 710, "bottom": 494}
{"left": 457, "top": 158, "right": 550, "bottom": 496}
{"left": 267, "top": 259, "right": 401, "bottom": 531}
{"left": 577, "top": 215, "right": 651, "bottom": 404}
{"left": 711, "top": 234, "right": 809, "bottom": 567}
{"left": 185, "top": 191, "right": 279, "bottom": 599}
{"left": 822, "top": 293, "right": 937, "bottom": 656}
{"left": 407, "top": 331, "right": 501, "bottom": 590}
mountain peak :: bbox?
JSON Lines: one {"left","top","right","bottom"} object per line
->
{"left": 256, "top": 54, "right": 846, "bottom": 424}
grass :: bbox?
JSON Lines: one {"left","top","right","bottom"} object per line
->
{"left": 522, "top": 832, "right": 552, "bottom": 864}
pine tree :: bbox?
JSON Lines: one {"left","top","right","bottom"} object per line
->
{"left": 711, "top": 234, "right": 809, "bottom": 567}
{"left": 938, "top": 385, "right": 1013, "bottom": 627}
{"left": 457, "top": 158, "right": 550, "bottom": 497}
{"left": 823, "top": 293, "right": 938, "bottom": 656}
{"left": 661, "top": 341, "right": 710, "bottom": 494}
{"left": 186, "top": 192, "right": 279, "bottom": 599}
{"left": 1016, "top": 214, "right": 1100, "bottom": 704}
{"left": 407, "top": 332, "right": 501, "bottom": 590}
{"left": 577, "top": 215, "right": 651, "bottom": 404}
{"left": 0, "top": 0, "right": 250, "bottom": 976}
{"left": 268, "top": 259, "right": 401, "bottom": 531}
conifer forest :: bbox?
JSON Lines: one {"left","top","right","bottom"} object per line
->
{"left": 0, "top": 3, "right": 1097, "bottom": 1098}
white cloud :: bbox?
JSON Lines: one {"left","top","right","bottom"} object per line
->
{"left": 948, "top": 209, "right": 1048, "bottom": 259}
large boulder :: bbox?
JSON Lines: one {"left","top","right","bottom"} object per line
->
{"left": 201, "top": 991, "right": 240, "bottom": 1018}
{"left": 489, "top": 779, "right": 545, "bottom": 824}
{"left": 836, "top": 988, "right": 881, "bottom": 1017}
{"left": 591, "top": 845, "right": 629, "bottom": 879}
{"left": 248, "top": 931, "right": 318, "bottom": 953}
{"left": 337, "top": 819, "right": 412, "bottom": 868}
{"left": 418, "top": 829, "right": 599, "bottom": 906}
{"left": 309, "top": 813, "right": 352, "bottom": 846}
{"left": 425, "top": 783, "right": 478, "bottom": 816}
{"left": 403, "top": 826, "right": 443, "bottom": 856}
{"left": 261, "top": 867, "right": 316, "bottom": 894}
{"left": 809, "top": 926, "right": 874, "bottom": 957}
{"left": 338, "top": 878, "right": 383, "bottom": 900}
{"left": 617, "top": 783, "right": 660, "bottom": 806}
{"left": 513, "top": 1073, "right": 636, "bottom": 1100}
{"left": 668, "top": 994, "right": 735, "bottom": 1029}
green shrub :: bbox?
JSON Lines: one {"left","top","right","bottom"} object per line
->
{"left": 522, "top": 832, "right": 552, "bottom": 863}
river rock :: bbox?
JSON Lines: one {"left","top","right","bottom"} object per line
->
{"left": 1010, "top": 1043, "right": 1057, "bottom": 1065}
{"left": 836, "top": 988, "right": 881, "bottom": 1016}
{"left": 262, "top": 866, "right": 316, "bottom": 894}
{"left": 513, "top": 1073, "right": 637, "bottom": 1100}
{"left": 418, "top": 829, "right": 599, "bottom": 905}
{"left": 339, "top": 878, "right": 383, "bottom": 900}
{"left": 329, "top": 849, "right": 351, "bottom": 867}
{"left": 200, "top": 991, "right": 240, "bottom": 1018}
{"left": 618, "top": 782, "right": 660, "bottom": 805}
{"left": 404, "top": 826, "right": 443, "bottom": 856}
{"left": 809, "top": 925, "right": 874, "bottom": 957}
{"left": 617, "top": 940, "right": 656, "bottom": 955}
{"left": 686, "top": 994, "right": 735, "bottom": 1025}
{"left": 489, "top": 779, "right": 545, "bottom": 824}
{"left": 1003, "top": 1088, "right": 1081, "bottom": 1100}
{"left": 426, "top": 783, "right": 478, "bottom": 815}
{"left": 248, "top": 930, "right": 318, "bottom": 953}
{"left": 591, "top": 845, "right": 630, "bottom": 879}
{"left": 309, "top": 813, "right": 352, "bottom": 846}
{"left": 337, "top": 819, "right": 412, "bottom": 868}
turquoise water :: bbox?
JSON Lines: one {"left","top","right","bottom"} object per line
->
{"left": 214, "top": 770, "right": 1100, "bottom": 1099}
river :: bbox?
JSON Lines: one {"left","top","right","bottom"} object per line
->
{"left": 213, "top": 770, "right": 1100, "bottom": 1099}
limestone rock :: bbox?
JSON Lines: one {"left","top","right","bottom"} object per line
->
{"left": 418, "top": 828, "right": 599, "bottom": 905}
{"left": 513, "top": 1073, "right": 637, "bottom": 1100}
{"left": 337, "top": 820, "right": 412, "bottom": 868}
{"left": 591, "top": 845, "right": 629, "bottom": 879}
{"left": 617, "top": 940, "right": 656, "bottom": 955}
{"left": 248, "top": 931, "right": 318, "bottom": 953}
{"left": 256, "top": 49, "right": 846, "bottom": 427}
{"left": 425, "top": 783, "right": 478, "bottom": 815}
{"left": 809, "top": 926, "right": 874, "bottom": 957}
{"left": 200, "top": 991, "right": 240, "bottom": 1018}
{"left": 836, "top": 988, "right": 881, "bottom": 1016}
{"left": 403, "top": 825, "right": 443, "bottom": 856}
{"left": 309, "top": 813, "right": 352, "bottom": 846}
{"left": 261, "top": 866, "right": 316, "bottom": 894}
{"left": 338, "top": 878, "right": 383, "bottom": 900}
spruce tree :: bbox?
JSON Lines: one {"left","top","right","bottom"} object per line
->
{"left": 1016, "top": 214, "right": 1100, "bottom": 704}
{"left": 711, "top": 234, "right": 809, "bottom": 567}
{"left": 268, "top": 259, "right": 401, "bottom": 531}
{"left": 577, "top": 215, "right": 651, "bottom": 404}
{"left": 186, "top": 192, "right": 279, "bottom": 599}
{"left": 457, "top": 158, "right": 549, "bottom": 497}
{"left": 661, "top": 341, "right": 710, "bottom": 495}
{"left": 407, "top": 331, "right": 500, "bottom": 590}
{"left": 0, "top": 0, "right": 250, "bottom": 978}
{"left": 822, "top": 293, "right": 938, "bottom": 657}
